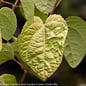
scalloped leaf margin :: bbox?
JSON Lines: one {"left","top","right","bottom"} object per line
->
{"left": 18, "top": 14, "right": 68, "bottom": 81}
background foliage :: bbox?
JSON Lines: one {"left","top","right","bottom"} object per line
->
{"left": 0, "top": 0, "right": 86, "bottom": 86}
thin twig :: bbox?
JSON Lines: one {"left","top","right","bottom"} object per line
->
{"left": 13, "top": 59, "right": 28, "bottom": 84}
{"left": 0, "top": 0, "right": 20, "bottom": 9}
{"left": 50, "top": 0, "right": 62, "bottom": 14}
{"left": 1, "top": 0, "right": 13, "bottom": 6}
{"left": 12, "top": 0, "right": 19, "bottom": 10}
{"left": 19, "top": 69, "right": 28, "bottom": 85}
{"left": 13, "top": 58, "right": 24, "bottom": 71}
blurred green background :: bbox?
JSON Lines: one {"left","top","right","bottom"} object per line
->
{"left": 0, "top": 0, "right": 86, "bottom": 86}
{"left": 56, "top": 0, "right": 86, "bottom": 20}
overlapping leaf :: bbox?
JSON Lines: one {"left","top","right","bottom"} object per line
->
{"left": 64, "top": 16, "right": 86, "bottom": 68}
{"left": 0, "top": 43, "right": 14, "bottom": 64}
{"left": 18, "top": 15, "right": 68, "bottom": 81}
{"left": 0, "top": 74, "right": 17, "bottom": 85}
{"left": 0, "top": 7, "right": 17, "bottom": 41}
{"left": 35, "top": 7, "right": 47, "bottom": 22}
{"left": 33, "top": 0, "right": 62, "bottom": 14}
{"left": 0, "top": 29, "right": 2, "bottom": 51}
{"left": 11, "top": 42, "right": 19, "bottom": 58}
{"left": 20, "top": 0, "right": 34, "bottom": 23}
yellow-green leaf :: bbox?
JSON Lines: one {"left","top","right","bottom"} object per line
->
{"left": 0, "top": 74, "right": 17, "bottom": 86}
{"left": 18, "top": 15, "right": 68, "bottom": 81}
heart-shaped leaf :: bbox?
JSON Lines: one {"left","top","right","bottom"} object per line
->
{"left": 0, "top": 74, "right": 17, "bottom": 85}
{"left": 18, "top": 15, "right": 68, "bottom": 81}
{"left": 0, "top": 7, "right": 17, "bottom": 41}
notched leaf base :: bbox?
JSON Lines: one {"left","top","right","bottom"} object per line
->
{"left": 18, "top": 14, "right": 68, "bottom": 81}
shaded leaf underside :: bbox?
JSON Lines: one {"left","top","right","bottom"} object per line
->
{"left": 64, "top": 16, "right": 86, "bottom": 68}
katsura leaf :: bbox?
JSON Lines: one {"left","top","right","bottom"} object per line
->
{"left": 18, "top": 15, "right": 68, "bottom": 81}
{"left": 0, "top": 43, "right": 14, "bottom": 64}
{"left": 0, "top": 74, "right": 17, "bottom": 86}
{"left": 0, "top": 7, "right": 17, "bottom": 41}
{"left": 33, "top": 0, "right": 62, "bottom": 14}
{"left": 20, "top": 0, "right": 34, "bottom": 24}
{"left": 64, "top": 16, "right": 86, "bottom": 68}
{"left": 0, "top": 29, "right": 2, "bottom": 51}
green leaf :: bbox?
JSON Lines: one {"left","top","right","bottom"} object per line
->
{"left": 33, "top": 0, "right": 62, "bottom": 14}
{"left": 35, "top": 7, "right": 47, "bottom": 22}
{"left": 18, "top": 15, "right": 68, "bottom": 81}
{"left": 20, "top": 0, "right": 34, "bottom": 23}
{"left": 0, "top": 29, "right": 2, "bottom": 51}
{"left": 0, "top": 74, "right": 17, "bottom": 86}
{"left": 11, "top": 42, "right": 19, "bottom": 58}
{"left": 0, "top": 43, "right": 14, "bottom": 64}
{"left": 64, "top": 16, "right": 86, "bottom": 68}
{"left": 0, "top": 7, "right": 17, "bottom": 41}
